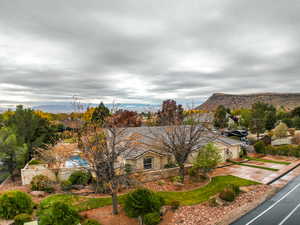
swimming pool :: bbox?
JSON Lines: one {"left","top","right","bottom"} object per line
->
{"left": 65, "top": 155, "right": 89, "bottom": 168}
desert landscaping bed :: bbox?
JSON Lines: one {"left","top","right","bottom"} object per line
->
{"left": 168, "top": 184, "right": 273, "bottom": 225}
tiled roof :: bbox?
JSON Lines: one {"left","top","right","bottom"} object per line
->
{"left": 116, "top": 125, "right": 241, "bottom": 159}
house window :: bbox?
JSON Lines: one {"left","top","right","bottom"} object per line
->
{"left": 143, "top": 157, "right": 153, "bottom": 170}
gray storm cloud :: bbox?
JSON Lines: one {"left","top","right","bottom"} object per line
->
{"left": 0, "top": 0, "right": 299, "bottom": 106}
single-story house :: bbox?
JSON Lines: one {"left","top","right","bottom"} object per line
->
{"left": 118, "top": 126, "right": 242, "bottom": 171}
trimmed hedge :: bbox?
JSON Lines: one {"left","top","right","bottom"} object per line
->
{"left": 60, "top": 180, "right": 72, "bottom": 191}
{"left": 219, "top": 189, "right": 235, "bottom": 202}
{"left": 30, "top": 175, "right": 54, "bottom": 193}
{"left": 69, "top": 170, "right": 91, "bottom": 185}
{"left": 124, "top": 188, "right": 165, "bottom": 218}
{"left": 39, "top": 201, "right": 80, "bottom": 225}
{"left": 0, "top": 191, "right": 33, "bottom": 219}
{"left": 254, "top": 141, "right": 266, "bottom": 154}
{"left": 265, "top": 145, "right": 300, "bottom": 157}
{"left": 143, "top": 212, "right": 161, "bottom": 225}
{"left": 14, "top": 213, "right": 32, "bottom": 225}
{"left": 219, "top": 184, "right": 240, "bottom": 202}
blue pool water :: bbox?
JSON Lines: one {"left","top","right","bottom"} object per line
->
{"left": 65, "top": 156, "right": 89, "bottom": 168}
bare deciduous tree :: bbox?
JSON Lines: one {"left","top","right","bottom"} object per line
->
{"left": 78, "top": 107, "right": 138, "bottom": 215}
{"left": 35, "top": 143, "right": 74, "bottom": 181}
{"left": 143, "top": 121, "right": 210, "bottom": 182}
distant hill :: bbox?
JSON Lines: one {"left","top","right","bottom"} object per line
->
{"left": 197, "top": 93, "right": 300, "bottom": 111}
{"left": 0, "top": 103, "right": 160, "bottom": 113}
{"left": 33, "top": 103, "right": 160, "bottom": 113}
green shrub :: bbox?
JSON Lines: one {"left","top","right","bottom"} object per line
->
{"left": 28, "top": 160, "right": 43, "bottom": 165}
{"left": 170, "top": 176, "right": 183, "bottom": 183}
{"left": 124, "top": 188, "right": 165, "bottom": 218}
{"left": 14, "top": 213, "right": 32, "bottom": 225}
{"left": 240, "top": 146, "right": 248, "bottom": 158}
{"left": 60, "top": 180, "right": 72, "bottom": 191}
{"left": 0, "top": 191, "right": 33, "bottom": 219}
{"left": 265, "top": 145, "right": 300, "bottom": 157}
{"left": 69, "top": 170, "right": 91, "bottom": 185}
{"left": 170, "top": 200, "right": 180, "bottom": 211}
{"left": 82, "top": 219, "right": 102, "bottom": 225}
{"left": 39, "top": 202, "right": 80, "bottom": 225}
{"left": 254, "top": 141, "right": 266, "bottom": 154}
{"left": 30, "top": 175, "right": 54, "bottom": 193}
{"left": 157, "top": 181, "right": 165, "bottom": 186}
{"left": 208, "top": 197, "right": 218, "bottom": 207}
{"left": 219, "top": 189, "right": 235, "bottom": 202}
{"left": 226, "top": 184, "right": 240, "bottom": 195}
{"left": 164, "top": 162, "right": 177, "bottom": 168}
{"left": 143, "top": 212, "right": 161, "bottom": 225}
{"left": 188, "top": 167, "right": 198, "bottom": 177}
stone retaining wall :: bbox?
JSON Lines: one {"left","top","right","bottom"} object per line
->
{"left": 130, "top": 165, "right": 193, "bottom": 183}
{"left": 21, "top": 162, "right": 193, "bottom": 185}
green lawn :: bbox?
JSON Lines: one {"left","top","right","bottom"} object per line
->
{"left": 157, "top": 175, "right": 258, "bottom": 205}
{"left": 229, "top": 160, "right": 279, "bottom": 171}
{"left": 245, "top": 157, "right": 291, "bottom": 165}
{"left": 39, "top": 175, "right": 259, "bottom": 212}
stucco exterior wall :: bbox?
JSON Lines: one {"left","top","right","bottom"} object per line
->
{"left": 21, "top": 164, "right": 86, "bottom": 185}
{"left": 187, "top": 143, "right": 241, "bottom": 164}
{"left": 134, "top": 152, "right": 167, "bottom": 171}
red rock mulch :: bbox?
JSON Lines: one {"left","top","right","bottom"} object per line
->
{"left": 166, "top": 185, "right": 271, "bottom": 225}
{"left": 81, "top": 205, "right": 139, "bottom": 225}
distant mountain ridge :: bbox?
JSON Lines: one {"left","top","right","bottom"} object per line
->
{"left": 197, "top": 93, "right": 300, "bottom": 111}
{"left": 33, "top": 103, "right": 160, "bottom": 113}
{"left": 0, "top": 103, "right": 160, "bottom": 113}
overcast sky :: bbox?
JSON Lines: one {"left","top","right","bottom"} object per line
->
{"left": 0, "top": 0, "right": 300, "bottom": 107}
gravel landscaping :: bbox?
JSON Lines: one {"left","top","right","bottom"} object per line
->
{"left": 168, "top": 185, "right": 272, "bottom": 225}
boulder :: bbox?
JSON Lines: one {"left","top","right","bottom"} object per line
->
{"left": 160, "top": 206, "right": 168, "bottom": 216}
{"left": 30, "top": 191, "right": 46, "bottom": 197}
{"left": 240, "top": 186, "right": 251, "bottom": 193}
{"left": 72, "top": 184, "right": 85, "bottom": 190}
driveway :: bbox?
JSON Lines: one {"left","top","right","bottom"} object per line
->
{"left": 212, "top": 164, "right": 279, "bottom": 184}
{"left": 211, "top": 156, "right": 300, "bottom": 184}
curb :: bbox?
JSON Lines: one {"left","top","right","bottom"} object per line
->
{"left": 266, "top": 162, "right": 300, "bottom": 185}
{"left": 216, "top": 187, "right": 277, "bottom": 225}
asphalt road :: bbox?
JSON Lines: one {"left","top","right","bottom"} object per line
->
{"left": 231, "top": 175, "right": 300, "bottom": 225}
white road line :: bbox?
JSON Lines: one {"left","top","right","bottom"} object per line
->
{"left": 245, "top": 182, "right": 300, "bottom": 225}
{"left": 278, "top": 202, "right": 300, "bottom": 225}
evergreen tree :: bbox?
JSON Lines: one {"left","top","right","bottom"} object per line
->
{"left": 91, "top": 102, "right": 110, "bottom": 126}
{"left": 0, "top": 127, "right": 27, "bottom": 180}
{"left": 265, "top": 105, "right": 277, "bottom": 130}
{"left": 213, "top": 105, "right": 229, "bottom": 129}
{"left": 8, "top": 105, "right": 57, "bottom": 161}
{"left": 249, "top": 102, "right": 267, "bottom": 139}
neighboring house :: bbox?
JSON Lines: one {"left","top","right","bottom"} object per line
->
{"left": 272, "top": 137, "right": 292, "bottom": 146}
{"left": 118, "top": 126, "right": 242, "bottom": 171}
